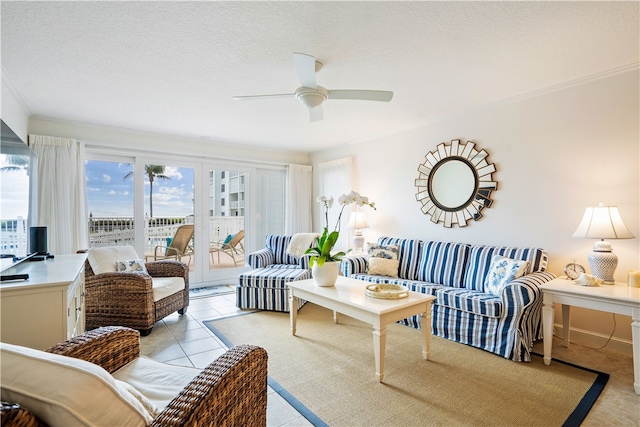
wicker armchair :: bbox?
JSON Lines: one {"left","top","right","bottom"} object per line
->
{"left": 82, "top": 250, "right": 189, "bottom": 336}
{"left": 2, "top": 326, "right": 268, "bottom": 427}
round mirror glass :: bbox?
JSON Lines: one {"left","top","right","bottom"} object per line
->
{"left": 429, "top": 159, "right": 477, "bottom": 210}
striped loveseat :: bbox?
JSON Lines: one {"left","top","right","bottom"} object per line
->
{"left": 341, "top": 237, "right": 556, "bottom": 362}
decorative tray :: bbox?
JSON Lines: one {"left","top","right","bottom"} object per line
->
{"left": 364, "top": 284, "right": 409, "bottom": 299}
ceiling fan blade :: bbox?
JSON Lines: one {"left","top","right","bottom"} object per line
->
{"left": 327, "top": 90, "right": 393, "bottom": 102}
{"left": 232, "top": 93, "right": 295, "bottom": 101}
{"left": 293, "top": 53, "right": 317, "bottom": 89}
{"left": 309, "top": 105, "right": 323, "bottom": 122}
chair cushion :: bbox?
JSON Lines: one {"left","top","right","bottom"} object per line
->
{"left": 113, "top": 356, "right": 201, "bottom": 413}
{"left": 88, "top": 245, "right": 140, "bottom": 275}
{"left": 266, "top": 235, "right": 298, "bottom": 265}
{"left": 238, "top": 268, "right": 310, "bottom": 289}
{"left": 152, "top": 277, "right": 185, "bottom": 302}
{"left": 0, "top": 343, "right": 155, "bottom": 427}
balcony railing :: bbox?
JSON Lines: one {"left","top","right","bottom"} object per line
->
{"left": 1, "top": 216, "right": 244, "bottom": 256}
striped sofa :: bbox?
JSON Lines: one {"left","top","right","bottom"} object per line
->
{"left": 236, "top": 235, "right": 312, "bottom": 312}
{"left": 341, "top": 237, "right": 556, "bottom": 362}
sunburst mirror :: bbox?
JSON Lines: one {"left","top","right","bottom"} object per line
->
{"left": 415, "top": 139, "right": 497, "bottom": 228}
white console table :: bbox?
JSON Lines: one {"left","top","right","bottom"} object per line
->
{"left": 1, "top": 254, "right": 87, "bottom": 350}
{"left": 540, "top": 278, "right": 640, "bottom": 395}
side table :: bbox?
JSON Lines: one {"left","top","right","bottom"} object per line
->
{"left": 540, "top": 278, "right": 640, "bottom": 395}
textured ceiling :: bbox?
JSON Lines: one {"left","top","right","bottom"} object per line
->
{"left": 1, "top": 1, "right": 638, "bottom": 152}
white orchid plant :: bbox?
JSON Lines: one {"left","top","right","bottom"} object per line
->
{"left": 305, "top": 190, "right": 376, "bottom": 267}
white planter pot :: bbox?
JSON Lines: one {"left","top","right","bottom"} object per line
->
{"left": 312, "top": 261, "right": 340, "bottom": 287}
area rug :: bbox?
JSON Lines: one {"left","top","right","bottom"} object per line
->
{"left": 204, "top": 304, "right": 608, "bottom": 427}
{"left": 189, "top": 285, "right": 235, "bottom": 298}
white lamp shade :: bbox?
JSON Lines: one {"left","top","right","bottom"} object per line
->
{"left": 347, "top": 212, "right": 369, "bottom": 229}
{"left": 572, "top": 205, "right": 634, "bottom": 240}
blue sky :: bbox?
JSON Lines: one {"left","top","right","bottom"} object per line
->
{"left": 0, "top": 155, "right": 30, "bottom": 219}
{"left": 85, "top": 161, "right": 194, "bottom": 218}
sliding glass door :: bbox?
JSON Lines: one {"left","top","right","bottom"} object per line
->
{"left": 85, "top": 152, "right": 287, "bottom": 286}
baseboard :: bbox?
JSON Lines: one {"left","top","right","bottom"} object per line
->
{"left": 552, "top": 324, "right": 633, "bottom": 356}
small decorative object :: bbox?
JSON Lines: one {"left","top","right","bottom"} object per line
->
{"left": 364, "top": 284, "right": 409, "bottom": 299}
{"left": 564, "top": 261, "right": 586, "bottom": 280}
{"left": 572, "top": 203, "right": 634, "bottom": 285}
{"left": 628, "top": 269, "right": 640, "bottom": 288}
{"left": 347, "top": 211, "right": 369, "bottom": 253}
{"left": 306, "top": 191, "right": 376, "bottom": 286}
{"left": 415, "top": 139, "right": 497, "bottom": 228}
{"left": 574, "top": 272, "right": 600, "bottom": 287}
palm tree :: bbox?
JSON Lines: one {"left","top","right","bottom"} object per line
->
{"left": 0, "top": 155, "right": 29, "bottom": 173}
{"left": 123, "top": 165, "right": 171, "bottom": 217}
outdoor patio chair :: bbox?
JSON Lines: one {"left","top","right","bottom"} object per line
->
{"left": 149, "top": 224, "right": 194, "bottom": 264}
{"left": 210, "top": 230, "right": 245, "bottom": 266}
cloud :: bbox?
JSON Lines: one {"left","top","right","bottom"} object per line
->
{"left": 87, "top": 186, "right": 100, "bottom": 192}
{"left": 163, "top": 166, "right": 183, "bottom": 180}
{"left": 108, "top": 190, "right": 116, "bottom": 195}
{"left": 102, "top": 174, "right": 111, "bottom": 183}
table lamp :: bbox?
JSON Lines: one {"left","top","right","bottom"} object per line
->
{"left": 348, "top": 211, "right": 369, "bottom": 253}
{"left": 572, "top": 204, "right": 634, "bottom": 284}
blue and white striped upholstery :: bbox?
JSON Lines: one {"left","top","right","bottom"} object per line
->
{"left": 248, "top": 248, "right": 275, "bottom": 269}
{"left": 341, "top": 237, "right": 555, "bottom": 362}
{"left": 416, "top": 241, "right": 470, "bottom": 287}
{"left": 463, "top": 246, "right": 548, "bottom": 292}
{"left": 266, "top": 235, "right": 300, "bottom": 266}
{"left": 340, "top": 255, "right": 368, "bottom": 276}
{"left": 237, "top": 268, "right": 310, "bottom": 312}
{"left": 377, "top": 237, "right": 423, "bottom": 280}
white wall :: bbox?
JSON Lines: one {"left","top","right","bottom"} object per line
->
{"left": 1, "top": 73, "right": 30, "bottom": 141}
{"left": 312, "top": 67, "right": 639, "bottom": 348}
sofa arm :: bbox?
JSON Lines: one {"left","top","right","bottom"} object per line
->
{"left": 248, "top": 248, "right": 274, "bottom": 269}
{"left": 151, "top": 344, "right": 268, "bottom": 427}
{"left": 501, "top": 271, "right": 557, "bottom": 312}
{"left": 341, "top": 255, "right": 368, "bottom": 276}
{"left": 45, "top": 326, "right": 140, "bottom": 374}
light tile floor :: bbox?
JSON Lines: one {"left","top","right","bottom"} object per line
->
{"left": 140, "top": 293, "right": 639, "bottom": 427}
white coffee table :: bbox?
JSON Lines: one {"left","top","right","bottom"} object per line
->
{"left": 288, "top": 276, "right": 435, "bottom": 382}
{"left": 540, "top": 278, "right": 640, "bottom": 395}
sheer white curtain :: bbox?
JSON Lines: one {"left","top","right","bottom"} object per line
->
{"left": 285, "top": 164, "right": 313, "bottom": 234}
{"left": 317, "top": 157, "right": 352, "bottom": 251}
{"left": 29, "top": 135, "right": 88, "bottom": 255}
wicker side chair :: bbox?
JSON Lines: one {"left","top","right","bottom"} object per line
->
{"left": 2, "top": 327, "right": 268, "bottom": 427}
{"left": 82, "top": 250, "right": 189, "bottom": 336}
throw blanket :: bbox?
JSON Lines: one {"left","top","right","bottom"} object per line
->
{"left": 286, "top": 233, "right": 320, "bottom": 258}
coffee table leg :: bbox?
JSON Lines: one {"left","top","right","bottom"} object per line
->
{"left": 421, "top": 306, "right": 431, "bottom": 360}
{"left": 372, "top": 325, "right": 386, "bottom": 383}
{"left": 289, "top": 289, "right": 297, "bottom": 336}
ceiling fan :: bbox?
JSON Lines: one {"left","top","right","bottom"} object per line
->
{"left": 232, "top": 53, "right": 394, "bottom": 122}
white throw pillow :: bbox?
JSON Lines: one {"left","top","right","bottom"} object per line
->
{"left": 116, "top": 259, "right": 148, "bottom": 274}
{"left": 368, "top": 257, "right": 400, "bottom": 277}
{"left": 88, "top": 245, "right": 140, "bottom": 275}
{"left": 366, "top": 243, "right": 399, "bottom": 277}
{"left": 484, "top": 255, "right": 530, "bottom": 296}
{"left": 0, "top": 343, "right": 155, "bottom": 427}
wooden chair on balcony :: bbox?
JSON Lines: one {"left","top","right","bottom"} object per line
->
{"left": 210, "top": 230, "right": 245, "bottom": 266}
{"left": 148, "top": 224, "right": 194, "bottom": 264}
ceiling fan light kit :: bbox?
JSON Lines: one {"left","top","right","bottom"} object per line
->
{"left": 296, "top": 87, "right": 328, "bottom": 109}
{"left": 232, "top": 52, "right": 393, "bottom": 122}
